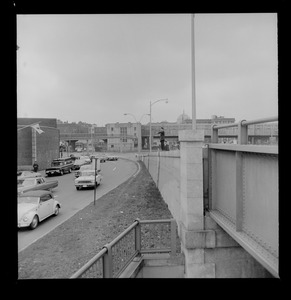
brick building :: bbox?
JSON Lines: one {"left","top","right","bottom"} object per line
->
{"left": 17, "top": 118, "right": 60, "bottom": 170}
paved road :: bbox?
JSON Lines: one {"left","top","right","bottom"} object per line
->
{"left": 18, "top": 157, "right": 138, "bottom": 252}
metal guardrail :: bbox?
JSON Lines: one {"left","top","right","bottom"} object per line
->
{"left": 70, "top": 218, "right": 177, "bottom": 278}
{"left": 206, "top": 116, "right": 279, "bottom": 277}
{"left": 211, "top": 116, "right": 278, "bottom": 144}
{"left": 212, "top": 116, "right": 278, "bottom": 130}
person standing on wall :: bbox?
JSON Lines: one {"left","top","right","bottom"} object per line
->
{"left": 158, "top": 127, "right": 165, "bottom": 151}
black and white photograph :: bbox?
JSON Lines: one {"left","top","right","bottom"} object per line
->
{"left": 16, "top": 11, "right": 279, "bottom": 279}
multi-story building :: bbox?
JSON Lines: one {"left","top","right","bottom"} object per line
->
{"left": 18, "top": 118, "right": 60, "bottom": 170}
{"left": 106, "top": 122, "right": 142, "bottom": 152}
{"left": 141, "top": 113, "right": 236, "bottom": 149}
{"left": 57, "top": 113, "right": 278, "bottom": 154}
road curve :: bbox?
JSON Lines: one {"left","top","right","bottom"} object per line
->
{"left": 18, "top": 157, "right": 138, "bottom": 252}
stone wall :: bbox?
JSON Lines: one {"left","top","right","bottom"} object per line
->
{"left": 141, "top": 150, "right": 181, "bottom": 227}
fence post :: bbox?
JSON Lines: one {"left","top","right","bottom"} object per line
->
{"left": 235, "top": 120, "right": 247, "bottom": 231}
{"left": 170, "top": 219, "right": 177, "bottom": 256}
{"left": 238, "top": 120, "right": 248, "bottom": 144}
{"left": 157, "top": 150, "right": 161, "bottom": 188}
{"left": 211, "top": 124, "right": 218, "bottom": 143}
{"left": 235, "top": 151, "right": 243, "bottom": 231}
{"left": 135, "top": 219, "right": 141, "bottom": 254}
{"left": 202, "top": 145, "right": 209, "bottom": 213}
{"left": 102, "top": 244, "right": 113, "bottom": 278}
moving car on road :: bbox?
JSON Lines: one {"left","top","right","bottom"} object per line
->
{"left": 18, "top": 190, "right": 61, "bottom": 229}
{"left": 92, "top": 154, "right": 107, "bottom": 163}
{"left": 72, "top": 157, "right": 89, "bottom": 170}
{"left": 75, "top": 169, "right": 102, "bottom": 190}
{"left": 18, "top": 176, "right": 58, "bottom": 194}
{"left": 45, "top": 157, "right": 74, "bottom": 176}
{"left": 107, "top": 155, "right": 118, "bottom": 161}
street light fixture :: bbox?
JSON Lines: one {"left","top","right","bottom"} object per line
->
{"left": 149, "top": 98, "right": 168, "bottom": 152}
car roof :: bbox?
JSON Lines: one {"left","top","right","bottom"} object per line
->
{"left": 18, "top": 190, "right": 52, "bottom": 197}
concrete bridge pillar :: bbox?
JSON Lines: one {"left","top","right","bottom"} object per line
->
{"left": 178, "top": 129, "right": 215, "bottom": 278}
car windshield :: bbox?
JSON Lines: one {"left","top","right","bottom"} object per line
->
{"left": 17, "top": 178, "right": 35, "bottom": 187}
{"left": 80, "top": 171, "right": 95, "bottom": 176}
{"left": 18, "top": 196, "right": 39, "bottom": 204}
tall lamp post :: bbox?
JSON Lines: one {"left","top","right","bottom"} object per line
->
{"left": 149, "top": 98, "right": 168, "bottom": 152}
{"left": 123, "top": 113, "right": 150, "bottom": 153}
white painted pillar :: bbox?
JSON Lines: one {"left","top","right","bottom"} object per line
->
{"left": 179, "top": 129, "right": 204, "bottom": 231}
{"left": 178, "top": 129, "right": 215, "bottom": 278}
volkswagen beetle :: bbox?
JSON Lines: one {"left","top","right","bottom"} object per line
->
{"left": 18, "top": 190, "right": 61, "bottom": 229}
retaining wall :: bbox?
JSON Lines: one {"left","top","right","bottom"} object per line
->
{"left": 142, "top": 150, "right": 181, "bottom": 227}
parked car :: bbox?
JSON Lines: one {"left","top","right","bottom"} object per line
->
{"left": 18, "top": 190, "right": 61, "bottom": 229}
{"left": 45, "top": 157, "right": 74, "bottom": 176}
{"left": 75, "top": 169, "right": 102, "bottom": 190}
{"left": 18, "top": 176, "right": 58, "bottom": 194}
{"left": 17, "top": 170, "right": 42, "bottom": 179}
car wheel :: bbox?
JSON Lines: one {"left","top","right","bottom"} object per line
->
{"left": 54, "top": 205, "right": 60, "bottom": 216}
{"left": 68, "top": 168, "right": 71, "bottom": 173}
{"left": 60, "top": 170, "right": 64, "bottom": 176}
{"left": 76, "top": 187, "right": 80, "bottom": 190}
{"left": 30, "top": 215, "right": 39, "bottom": 230}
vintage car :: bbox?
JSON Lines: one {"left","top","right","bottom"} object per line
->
{"left": 79, "top": 156, "right": 92, "bottom": 164}
{"left": 45, "top": 157, "right": 74, "bottom": 176}
{"left": 92, "top": 154, "right": 107, "bottom": 163}
{"left": 18, "top": 176, "right": 58, "bottom": 194}
{"left": 107, "top": 155, "right": 118, "bottom": 161}
{"left": 18, "top": 190, "right": 61, "bottom": 229}
{"left": 75, "top": 169, "right": 102, "bottom": 190}
{"left": 72, "top": 158, "right": 87, "bottom": 170}
{"left": 69, "top": 154, "right": 80, "bottom": 162}
{"left": 75, "top": 159, "right": 101, "bottom": 178}
{"left": 17, "top": 170, "right": 42, "bottom": 179}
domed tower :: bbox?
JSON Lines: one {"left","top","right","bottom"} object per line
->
{"left": 177, "top": 110, "right": 191, "bottom": 124}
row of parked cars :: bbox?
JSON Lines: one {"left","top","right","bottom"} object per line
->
{"left": 17, "top": 154, "right": 118, "bottom": 230}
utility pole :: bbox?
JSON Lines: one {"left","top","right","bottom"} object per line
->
{"left": 93, "top": 158, "right": 97, "bottom": 206}
{"left": 191, "top": 13, "right": 197, "bottom": 130}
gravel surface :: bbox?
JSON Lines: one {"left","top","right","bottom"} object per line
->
{"left": 18, "top": 160, "right": 179, "bottom": 279}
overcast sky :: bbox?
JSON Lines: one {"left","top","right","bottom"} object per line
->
{"left": 17, "top": 13, "right": 278, "bottom": 126}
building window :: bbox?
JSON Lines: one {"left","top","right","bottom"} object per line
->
{"left": 134, "top": 127, "right": 136, "bottom": 131}
{"left": 111, "top": 127, "right": 114, "bottom": 132}
{"left": 111, "top": 145, "right": 114, "bottom": 148}
{"left": 120, "top": 127, "right": 127, "bottom": 136}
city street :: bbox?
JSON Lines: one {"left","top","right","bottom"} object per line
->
{"left": 18, "top": 157, "right": 138, "bottom": 252}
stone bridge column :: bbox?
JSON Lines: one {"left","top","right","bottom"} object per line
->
{"left": 178, "top": 129, "right": 215, "bottom": 278}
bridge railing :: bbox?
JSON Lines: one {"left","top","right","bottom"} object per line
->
{"left": 60, "top": 133, "right": 137, "bottom": 140}
{"left": 206, "top": 116, "right": 278, "bottom": 277}
{"left": 70, "top": 218, "right": 177, "bottom": 278}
